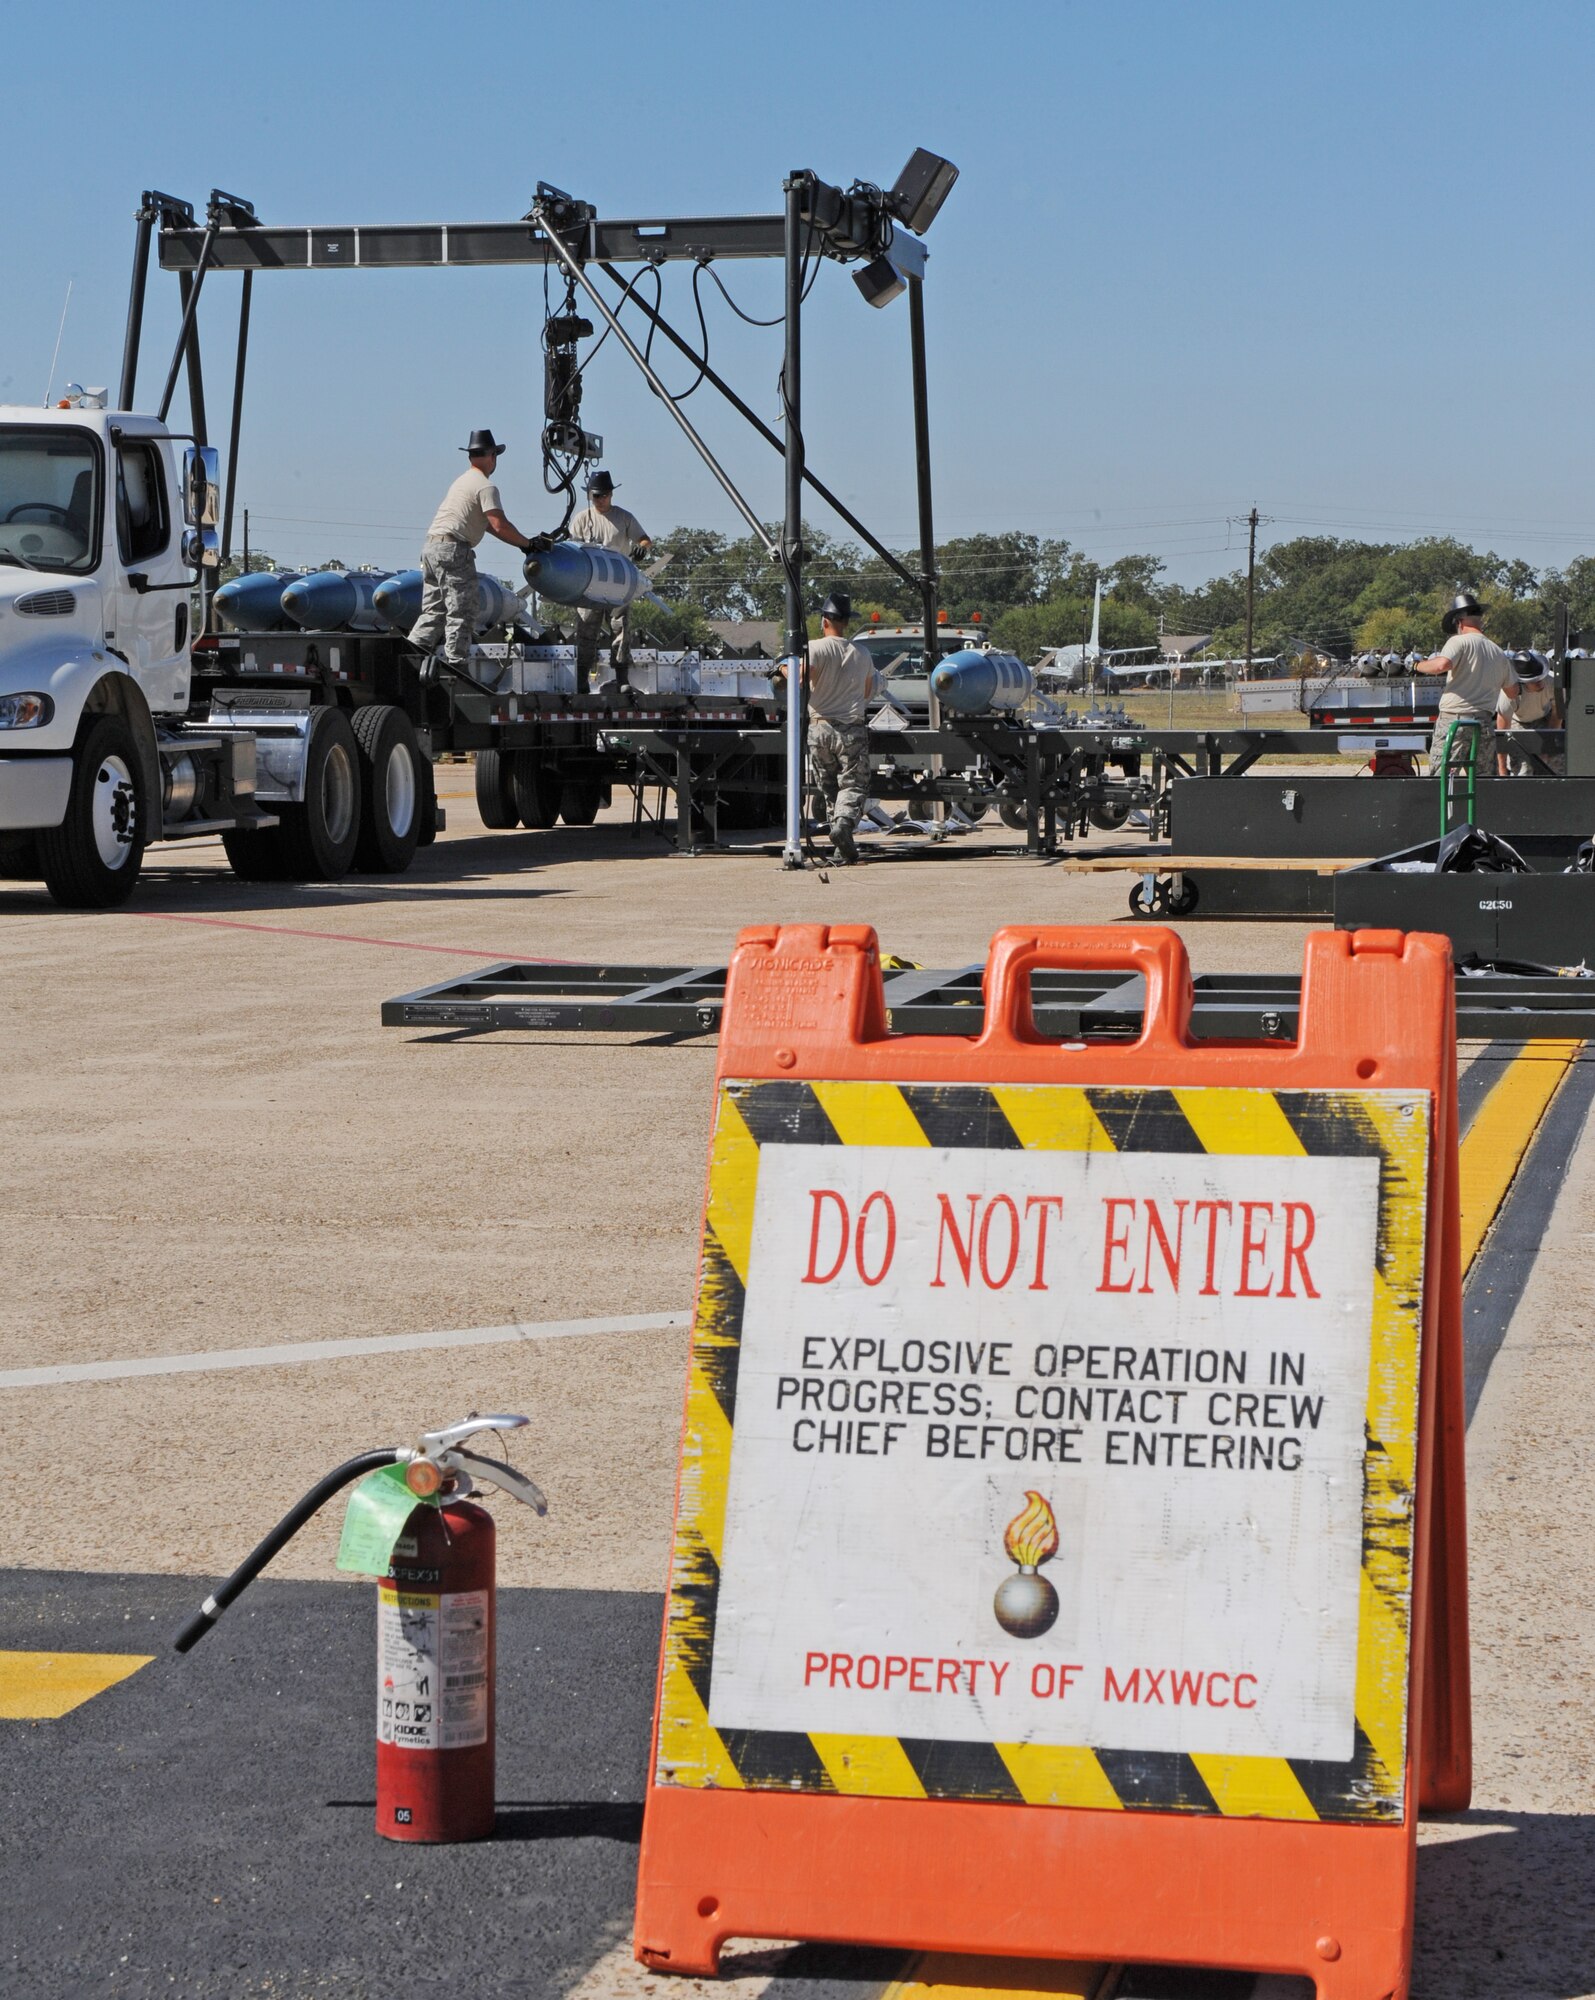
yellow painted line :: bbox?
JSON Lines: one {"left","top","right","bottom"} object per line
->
{"left": 1458, "top": 1042, "right": 1582, "bottom": 1271}
{"left": 885, "top": 1954, "right": 1117, "bottom": 2000}
{"left": 0, "top": 1650, "right": 152, "bottom": 1720}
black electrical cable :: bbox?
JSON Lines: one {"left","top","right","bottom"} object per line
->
{"left": 634, "top": 263, "right": 713, "bottom": 406}
{"left": 172, "top": 1447, "right": 402, "bottom": 1652}
{"left": 703, "top": 263, "right": 786, "bottom": 327}
{"left": 701, "top": 215, "right": 821, "bottom": 326}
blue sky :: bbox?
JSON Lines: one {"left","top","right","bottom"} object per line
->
{"left": 4, "top": 0, "right": 1592, "bottom": 588}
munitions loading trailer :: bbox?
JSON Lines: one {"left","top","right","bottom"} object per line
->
{"left": 130, "top": 181, "right": 1444, "bottom": 868}
{"left": 127, "top": 170, "right": 964, "bottom": 864}
{"left": 120, "top": 185, "right": 1595, "bottom": 884}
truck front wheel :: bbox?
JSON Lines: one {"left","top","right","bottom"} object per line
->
{"left": 38, "top": 715, "right": 148, "bottom": 909}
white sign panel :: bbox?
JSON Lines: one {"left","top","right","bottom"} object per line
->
{"left": 708, "top": 1141, "right": 1380, "bottom": 1763}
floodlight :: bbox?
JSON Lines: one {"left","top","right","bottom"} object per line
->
{"left": 852, "top": 232, "right": 925, "bottom": 309}
{"left": 854, "top": 255, "right": 907, "bottom": 310}
{"left": 888, "top": 150, "right": 959, "bottom": 235}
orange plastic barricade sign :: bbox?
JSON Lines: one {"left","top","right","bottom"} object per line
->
{"left": 636, "top": 925, "right": 1469, "bottom": 1999}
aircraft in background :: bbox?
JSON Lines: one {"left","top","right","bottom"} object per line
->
{"left": 1035, "top": 578, "right": 1158, "bottom": 688}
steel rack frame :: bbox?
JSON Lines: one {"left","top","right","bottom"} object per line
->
{"left": 382, "top": 962, "right": 1595, "bottom": 1043}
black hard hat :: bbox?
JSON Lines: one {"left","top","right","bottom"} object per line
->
{"left": 1512, "top": 648, "right": 1548, "bottom": 678}
{"left": 1441, "top": 590, "right": 1484, "bottom": 634}
{"left": 586, "top": 470, "right": 617, "bottom": 495}
{"left": 462, "top": 429, "right": 507, "bottom": 456}
{"left": 821, "top": 589, "right": 853, "bottom": 623}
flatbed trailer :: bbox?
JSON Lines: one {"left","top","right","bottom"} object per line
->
{"left": 381, "top": 957, "right": 1595, "bottom": 1042}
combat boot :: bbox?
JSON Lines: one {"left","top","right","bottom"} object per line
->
{"left": 829, "top": 821, "right": 859, "bottom": 865}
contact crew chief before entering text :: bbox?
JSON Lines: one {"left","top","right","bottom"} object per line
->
{"left": 409, "top": 429, "right": 534, "bottom": 668}
{"left": 785, "top": 590, "right": 884, "bottom": 865}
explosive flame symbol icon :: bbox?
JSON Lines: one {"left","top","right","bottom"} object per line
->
{"left": 993, "top": 1490, "right": 1061, "bottom": 1638}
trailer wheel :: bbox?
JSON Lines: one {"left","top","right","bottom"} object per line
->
{"left": 474, "top": 749, "right": 519, "bottom": 829}
{"left": 713, "top": 791, "right": 765, "bottom": 831}
{"left": 511, "top": 752, "right": 559, "bottom": 828}
{"left": 38, "top": 714, "right": 148, "bottom": 909}
{"left": 1089, "top": 798, "right": 1132, "bottom": 832}
{"left": 416, "top": 760, "right": 438, "bottom": 847}
{"left": 998, "top": 801, "right": 1028, "bottom": 831}
{"left": 351, "top": 704, "right": 422, "bottom": 872}
{"left": 226, "top": 706, "right": 361, "bottom": 883}
{"left": 558, "top": 779, "right": 604, "bottom": 826}
{"left": 279, "top": 706, "right": 360, "bottom": 878}
{"left": 221, "top": 826, "right": 295, "bottom": 880}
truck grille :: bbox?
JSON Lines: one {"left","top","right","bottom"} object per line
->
{"left": 15, "top": 590, "right": 76, "bottom": 617}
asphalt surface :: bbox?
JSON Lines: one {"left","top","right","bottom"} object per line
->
{"left": 0, "top": 1574, "right": 659, "bottom": 1997}
{"left": 4, "top": 786, "right": 1594, "bottom": 1997}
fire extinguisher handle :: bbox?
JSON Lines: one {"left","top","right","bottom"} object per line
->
{"left": 451, "top": 1446, "right": 549, "bottom": 1515}
{"left": 172, "top": 1447, "right": 402, "bottom": 1653}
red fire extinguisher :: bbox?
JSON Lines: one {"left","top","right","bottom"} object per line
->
{"left": 172, "top": 1413, "right": 547, "bottom": 1846}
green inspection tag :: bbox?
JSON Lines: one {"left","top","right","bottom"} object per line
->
{"left": 335, "top": 1463, "right": 433, "bottom": 1576}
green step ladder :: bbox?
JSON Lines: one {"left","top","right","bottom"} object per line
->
{"left": 1438, "top": 715, "right": 1486, "bottom": 836}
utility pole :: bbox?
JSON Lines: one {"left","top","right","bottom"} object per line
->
{"left": 1244, "top": 506, "right": 1259, "bottom": 681}
{"left": 780, "top": 171, "right": 807, "bottom": 869}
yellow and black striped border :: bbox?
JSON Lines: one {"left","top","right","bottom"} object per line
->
{"left": 656, "top": 1078, "right": 1430, "bottom": 1825}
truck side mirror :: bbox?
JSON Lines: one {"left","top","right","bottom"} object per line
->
{"left": 182, "top": 526, "right": 220, "bottom": 571}
{"left": 182, "top": 446, "right": 220, "bottom": 530}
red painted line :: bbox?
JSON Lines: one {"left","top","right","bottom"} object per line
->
{"left": 132, "top": 912, "right": 566, "bottom": 962}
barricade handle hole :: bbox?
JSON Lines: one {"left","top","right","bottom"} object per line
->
{"left": 1356, "top": 1058, "right": 1378, "bottom": 1079}
{"left": 697, "top": 1896, "right": 719, "bottom": 1919}
{"left": 1024, "top": 969, "right": 1144, "bottom": 1045}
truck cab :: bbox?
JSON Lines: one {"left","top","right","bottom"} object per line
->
{"left": 852, "top": 621, "right": 988, "bottom": 723}
{"left": 0, "top": 395, "right": 271, "bottom": 906}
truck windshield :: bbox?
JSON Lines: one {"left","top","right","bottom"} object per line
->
{"left": 0, "top": 428, "right": 100, "bottom": 574}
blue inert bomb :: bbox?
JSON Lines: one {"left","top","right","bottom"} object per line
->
{"left": 280, "top": 569, "right": 393, "bottom": 633}
{"left": 520, "top": 540, "right": 663, "bottom": 613}
{"left": 371, "top": 571, "right": 526, "bottom": 635}
{"left": 213, "top": 570, "right": 304, "bottom": 632}
{"left": 929, "top": 648, "right": 1034, "bottom": 716}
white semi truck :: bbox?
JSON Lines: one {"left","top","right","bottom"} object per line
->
{"left": 0, "top": 394, "right": 450, "bottom": 907}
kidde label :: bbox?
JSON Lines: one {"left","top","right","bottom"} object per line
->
{"left": 378, "top": 1586, "right": 489, "bottom": 1751}
{"left": 708, "top": 1141, "right": 1385, "bottom": 1763}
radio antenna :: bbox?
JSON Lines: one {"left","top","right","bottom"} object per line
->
{"left": 42, "top": 281, "right": 73, "bottom": 407}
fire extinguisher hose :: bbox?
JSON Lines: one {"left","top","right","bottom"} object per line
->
{"left": 172, "top": 1448, "right": 402, "bottom": 1653}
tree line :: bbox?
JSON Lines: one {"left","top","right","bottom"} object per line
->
{"left": 643, "top": 526, "right": 1595, "bottom": 662}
